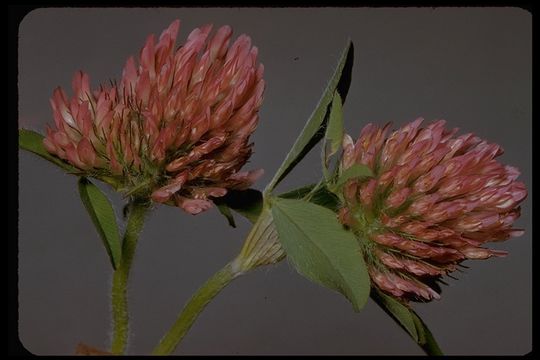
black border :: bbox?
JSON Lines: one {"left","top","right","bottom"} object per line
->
{"left": 9, "top": 3, "right": 535, "bottom": 357}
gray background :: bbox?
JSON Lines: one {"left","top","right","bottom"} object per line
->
{"left": 18, "top": 7, "right": 532, "bottom": 355}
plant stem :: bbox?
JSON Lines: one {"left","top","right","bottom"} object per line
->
{"left": 151, "top": 208, "right": 282, "bottom": 355}
{"left": 110, "top": 200, "right": 150, "bottom": 354}
{"left": 151, "top": 262, "right": 239, "bottom": 355}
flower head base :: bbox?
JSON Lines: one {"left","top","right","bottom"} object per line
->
{"left": 338, "top": 118, "right": 527, "bottom": 302}
{"left": 43, "top": 20, "right": 265, "bottom": 214}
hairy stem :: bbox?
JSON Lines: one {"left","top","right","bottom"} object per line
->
{"left": 151, "top": 207, "right": 283, "bottom": 355}
{"left": 111, "top": 200, "right": 150, "bottom": 354}
{"left": 151, "top": 262, "right": 239, "bottom": 355}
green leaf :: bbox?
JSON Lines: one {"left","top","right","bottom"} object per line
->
{"left": 78, "top": 177, "right": 122, "bottom": 269}
{"left": 371, "top": 289, "right": 419, "bottom": 342}
{"left": 334, "top": 164, "right": 373, "bottom": 189}
{"left": 277, "top": 184, "right": 316, "bottom": 200}
{"left": 19, "top": 129, "right": 78, "bottom": 173}
{"left": 323, "top": 92, "right": 344, "bottom": 174}
{"left": 216, "top": 203, "right": 236, "bottom": 228}
{"left": 214, "top": 189, "right": 264, "bottom": 224}
{"left": 411, "top": 311, "right": 443, "bottom": 355}
{"left": 279, "top": 184, "right": 340, "bottom": 212}
{"left": 265, "top": 40, "right": 354, "bottom": 193}
{"left": 326, "top": 92, "right": 344, "bottom": 155}
{"left": 271, "top": 197, "right": 370, "bottom": 311}
{"left": 371, "top": 289, "right": 443, "bottom": 355}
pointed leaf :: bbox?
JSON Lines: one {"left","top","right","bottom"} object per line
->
{"left": 334, "top": 163, "right": 373, "bottom": 189}
{"left": 265, "top": 41, "right": 354, "bottom": 193}
{"left": 323, "top": 92, "right": 344, "bottom": 167}
{"left": 279, "top": 184, "right": 340, "bottom": 212}
{"left": 19, "top": 129, "right": 78, "bottom": 173}
{"left": 411, "top": 311, "right": 443, "bottom": 355}
{"left": 78, "top": 177, "right": 122, "bottom": 269}
{"left": 277, "top": 184, "right": 316, "bottom": 200}
{"left": 271, "top": 197, "right": 370, "bottom": 311}
{"left": 216, "top": 203, "right": 236, "bottom": 228}
{"left": 372, "top": 288, "right": 443, "bottom": 355}
{"left": 326, "top": 92, "right": 344, "bottom": 155}
{"left": 214, "top": 189, "right": 263, "bottom": 224}
{"left": 371, "top": 289, "right": 418, "bottom": 342}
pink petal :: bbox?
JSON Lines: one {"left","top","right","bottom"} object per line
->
{"left": 175, "top": 197, "right": 213, "bottom": 215}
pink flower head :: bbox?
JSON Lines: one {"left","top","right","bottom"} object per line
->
{"left": 338, "top": 118, "right": 527, "bottom": 302}
{"left": 43, "top": 20, "right": 265, "bottom": 214}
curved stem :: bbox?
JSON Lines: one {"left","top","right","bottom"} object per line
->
{"left": 151, "top": 208, "right": 282, "bottom": 355}
{"left": 111, "top": 201, "right": 150, "bottom": 354}
{"left": 151, "top": 262, "right": 239, "bottom": 355}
